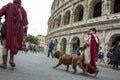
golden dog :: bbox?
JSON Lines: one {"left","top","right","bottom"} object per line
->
{"left": 53, "top": 51, "right": 85, "bottom": 74}
{"left": 22, "top": 47, "right": 29, "bottom": 53}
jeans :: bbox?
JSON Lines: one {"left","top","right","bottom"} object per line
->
{"left": 113, "top": 61, "right": 119, "bottom": 70}
{"left": 48, "top": 49, "right": 53, "bottom": 58}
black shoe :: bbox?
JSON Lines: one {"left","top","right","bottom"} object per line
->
{"left": 94, "top": 69, "right": 99, "bottom": 77}
{"left": 113, "top": 67, "right": 115, "bottom": 70}
{"left": 116, "top": 68, "right": 119, "bottom": 70}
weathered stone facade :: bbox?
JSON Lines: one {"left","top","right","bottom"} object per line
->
{"left": 36, "top": 35, "right": 47, "bottom": 54}
{"left": 46, "top": 0, "right": 120, "bottom": 59}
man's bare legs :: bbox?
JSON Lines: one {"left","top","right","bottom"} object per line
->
{"left": 0, "top": 40, "right": 8, "bottom": 69}
{"left": 9, "top": 53, "right": 16, "bottom": 67}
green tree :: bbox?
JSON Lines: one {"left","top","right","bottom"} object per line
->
{"left": 25, "top": 34, "right": 38, "bottom": 45}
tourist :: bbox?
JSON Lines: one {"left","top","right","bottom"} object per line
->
{"left": 112, "top": 41, "right": 120, "bottom": 70}
{"left": 48, "top": 40, "right": 54, "bottom": 58}
{"left": 98, "top": 47, "right": 104, "bottom": 64}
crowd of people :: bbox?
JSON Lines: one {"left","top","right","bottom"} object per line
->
{"left": 107, "top": 41, "right": 120, "bottom": 70}
{"left": 22, "top": 42, "right": 45, "bottom": 53}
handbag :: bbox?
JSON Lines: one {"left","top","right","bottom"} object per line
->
{"left": 0, "top": 21, "right": 6, "bottom": 36}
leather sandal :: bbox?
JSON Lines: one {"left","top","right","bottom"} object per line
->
{"left": 94, "top": 69, "right": 99, "bottom": 77}
{"left": 9, "top": 62, "right": 16, "bottom": 67}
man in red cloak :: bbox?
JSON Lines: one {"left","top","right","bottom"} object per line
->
{"left": 0, "top": 0, "right": 28, "bottom": 69}
{"left": 81, "top": 28, "right": 99, "bottom": 77}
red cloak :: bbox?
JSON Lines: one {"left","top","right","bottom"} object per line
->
{"left": 83, "top": 34, "right": 98, "bottom": 74}
{"left": 0, "top": 3, "right": 28, "bottom": 55}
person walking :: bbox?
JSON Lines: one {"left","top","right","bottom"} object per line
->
{"left": 77, "top": 47, "right": 84, "bottom": 56}
{"left": 81, "top": 28, "right": 99, "bottom": 77}
{"left": 98, "top": 47, "right": 104, "bottom": 64}
{"left": 112, "top": 41, "right": 120, "bottom": 70}
{"left": 48, "top": 40, "right": 54, "bottom": 58}
{"left": 0, "top": 0, "right": 28, "bottom": 69}
{"left": 33, "top": 45, "right": 36, "bottom": 53}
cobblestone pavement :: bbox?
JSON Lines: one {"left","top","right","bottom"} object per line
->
{"left": 0, "top": 51, "right": 120, "bottom": 80}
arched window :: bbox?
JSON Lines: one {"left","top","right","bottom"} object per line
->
{"left": 63, "top": 10, "right": 71, "bottom": 25}
{"left": 52, "top": 20, "right": 55, "bottom": 29}
{"left": 49, "top": 25, "right": 51, "bottom": 31}
{"left": 54, "top": 39, "right": 58, "bottom": 51}
{"left": 74, "top": 5, "right": 84, "bottom": 22}
{"left": 61, "top": 0, "right": 64, "bottom": 4}
{"left": 57, "top": 0, "right": 60, "bottom": 7}
{"left": 93, "top": 1, "right": 102, "bottom": 18}
{"left": 57, "top": 15, "right": 61, "bottom": 27}
{"left": 114, "top": 0, "right": 120, "bottom": 13}
{"left": 60, "top": 38, "right": 67, "bottom": 53}
{"left": 54, "top": 18, "right": 57, "bottom": 29}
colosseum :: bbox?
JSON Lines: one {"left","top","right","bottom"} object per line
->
{"left": 46, "top": 0, "right": 120, "bottom": 60}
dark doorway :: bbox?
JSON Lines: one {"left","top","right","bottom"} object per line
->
{"left": 112, "top": 36, "right": 120, "bottom": 46}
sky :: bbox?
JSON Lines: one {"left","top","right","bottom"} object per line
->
{"left": 0, "top": 0, "right": 53, "bottom": 36}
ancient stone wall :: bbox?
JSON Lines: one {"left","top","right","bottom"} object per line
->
{"left": 47, "top": 0, "right": 120, "bottom": 63}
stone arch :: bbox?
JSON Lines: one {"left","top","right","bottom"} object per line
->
{"left": 93, "top": 0, "right": 102, "bottom": 18}
{"left": 54, "top": 0, "right": 57, "bottom": 10}
{"left": 114, "top": 0, "right": 120, "bottom": 13}
{"left": 57, "top": 0, "right": 60, "bottom": 8}
{"left": 109, "top": 34, "right": 120, "bottom": 47}
{"left": 74, "top": 5, "right": 84, "bottom": 22}
{"left": 53, "top": 18, "right": 56, "bottom": 29}
{"left": 54, "top": 39, "right": 58, "bottom": 51}
{"left": 63, "top": 10, "right": 71, "bottom": 25}
{"left": 60, "top": 38, "right": 67, "bottom": 53}
{"left": 61, "top": 0, "right": 65, "bottom": 4}
{"left": 51, "top": 2, "right": 55, "bottom": 12}
{"left": 49, "top": 24, "right": 51, "bottom": 31}
{"left": 51, "top": 19, "right": 55, "bottom": 29}
{"left": 70, "top": 36, "right": 80, "bottom": 54}
{"left": 57, "top": 15, "right": 61, "bottom": 27}
{"left": 50, "top": 20, "right": 53, "bottom": 30}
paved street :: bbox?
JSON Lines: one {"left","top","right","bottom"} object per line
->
{"left": 0, "top": 50, "right": 120, "bottom": 80}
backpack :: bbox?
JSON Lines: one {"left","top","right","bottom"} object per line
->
{"left": 0, "top": 21, "right": 6, "bottom": 36}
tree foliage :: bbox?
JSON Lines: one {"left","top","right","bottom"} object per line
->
{"left": 25, "top": 34, "right": 38, "bottom": 45}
